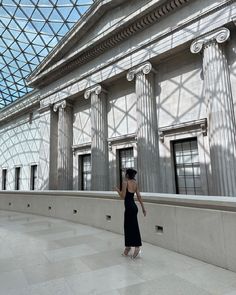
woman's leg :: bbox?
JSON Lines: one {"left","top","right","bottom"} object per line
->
{"left": 123, "top": 247, "right": 131, "bottom": 256}
{"left": 132, "top": 247, "right": 140, "bottom": 259}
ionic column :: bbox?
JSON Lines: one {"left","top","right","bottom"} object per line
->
{"left": 127, "top": 61, "right": 161, "bottom": 192}
{"left": 53, "top": 100, "right": 73, "bottom": 190}
{"left": 191, "top": 27, "right": 236, "bottom": 196}
{"left": 84, "top": 85, "right": 108, "bottom": 191}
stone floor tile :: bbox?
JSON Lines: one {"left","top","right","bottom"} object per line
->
{"left": 65, "top": 264, "right": 144, "bottom": 294}
{"left": 117, "top": 274, "right": 213, "bottom": 295}
{"left": 176, "top": 264, "right": 236, "bottom": 295}
{"left": 0, "top": 210, "right": 236, "bottom": 295}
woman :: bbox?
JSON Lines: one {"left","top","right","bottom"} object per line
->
{"left": 115, "top": 168, "right": 146, "bottom": 259}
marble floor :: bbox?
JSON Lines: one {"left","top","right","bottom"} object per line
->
{"left": 0, "top": 210, "right": 236, "bottom": 295}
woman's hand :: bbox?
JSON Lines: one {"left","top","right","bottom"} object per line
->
{"left": 114, "top": 187, "right": 122, "bottom": 198}
{"left": 142, "top": 208, "right": 147, "bottom": 217}
{"left": 114, "top": 187, "right": 120, "bottom": 193}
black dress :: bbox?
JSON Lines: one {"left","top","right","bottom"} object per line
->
{"left": 124, "top": 188, "right": 142, "bottom": 247}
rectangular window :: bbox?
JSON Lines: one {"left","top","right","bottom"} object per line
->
{"left": 30, "top": 165, "right": 37, "bottom": 190}
{"left": 80, "top": 154, "right": 91, "bottom": 190}
{"left": 2, "top": 169, "right": 7, "bottom": 190}
{"left": 173, "top": 138, "right": 202, "bottom": 195}
{"left": 119, "top": 148, "right": 134, "bottom": 189}
{"left": 15, "top": 167, "right": 21, "bottom": 190}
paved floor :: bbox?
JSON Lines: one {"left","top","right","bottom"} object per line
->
{"left": 0, "top": 210, "right": 236, "bottom": 295}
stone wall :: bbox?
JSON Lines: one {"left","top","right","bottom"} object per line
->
{"left": 0, "top": 112, "right": 40, "bottom": 190}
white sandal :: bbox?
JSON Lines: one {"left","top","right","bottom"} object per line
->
{"left": 131, "top": 248, "right": 141, "bottom": 259}
{"left": 122, "top": 247, "right": 131, "bottom": 256}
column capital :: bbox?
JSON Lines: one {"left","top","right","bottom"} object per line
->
{"left": 84, "top": 84, "right": 107, "bottom": 100}
{"left": 127, "top": 61, "right": 156, "bottom": 82}
{"left": 190, "top": 27, "right": 230, "bottom": 54}
{"left": 53, "top": 100, "right": 72, "bottom": 112}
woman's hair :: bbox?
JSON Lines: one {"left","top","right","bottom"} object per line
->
{"left": 125, "top": 168, "right": 137, "bottom": 180}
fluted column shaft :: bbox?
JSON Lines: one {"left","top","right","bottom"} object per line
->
{"left": 127, "top": 62, "right": 160, "bottom": 192}
{"left": 53, "top": 100, "right": 73, "bottom": 190}
{"left": 84, "top": 85, "right": 108, "bottom": 191}
{"left": 191, "top": 27, "right": 236, "bottom": 196}
{"left": 38, "top": 106, "right": 58, "bottom": 190}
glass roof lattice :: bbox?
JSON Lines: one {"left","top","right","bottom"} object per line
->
{"left": 0, "top": 0, "right": 95, "bottom": 109}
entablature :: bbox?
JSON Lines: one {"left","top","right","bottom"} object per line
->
{"left": 38, "top": 0, "right": 235, "bottom": 109}
{"left": 0, "top": 91, "right": 40, "bottom": 126}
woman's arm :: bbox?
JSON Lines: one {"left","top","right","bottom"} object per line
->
{"left": 136, "top": 185, "right": 146, "bottom": 216}
{"left": 115, "top": 181, "right": 127, "bottom": 199}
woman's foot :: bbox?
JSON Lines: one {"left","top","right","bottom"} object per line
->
{"left": 122, "top": 247, "right": 131, "bottom": 256}
{"left": 132, "top": 247, "right": 141, "bottom": 259}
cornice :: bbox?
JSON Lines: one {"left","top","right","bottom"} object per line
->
{"left": 0, "top": 91, "right": 40, "bottom": 125}
{"left": 38, "top": 104, "right": 52, "bottom": 114}
{"left": 72, "top": 142, "right": 92, "bottom": 154}
{"left": 29, "top": 0, "right": 191, "bottom": 88}
{"left": 107, "top": 133, "right": 137, "bottom": 147}
{"left": 158, "top": 118, "right": 207, "bottom": 142}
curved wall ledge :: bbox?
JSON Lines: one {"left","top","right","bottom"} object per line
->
{"left": 0, "top": 191, "right": 236, "bottom": 272}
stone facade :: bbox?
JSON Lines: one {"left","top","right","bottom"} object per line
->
{"left": 0, "top": 0, "right": 236, "bottom": 196}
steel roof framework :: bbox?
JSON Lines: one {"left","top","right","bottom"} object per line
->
{"left": 0, "top": 0, "right": 94, "bottom": 109}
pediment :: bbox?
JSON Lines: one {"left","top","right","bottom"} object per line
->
{"left": 28, "top": 0, "right": 191, "bottom": 87}
{"left": 27, "top": 0, "right": 127, "bottom": 86}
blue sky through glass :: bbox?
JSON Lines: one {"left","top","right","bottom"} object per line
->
{"left": 0, "top": 0, "right": 94, "bottom": 109}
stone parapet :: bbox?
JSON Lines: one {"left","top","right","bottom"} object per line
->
{"left": 1, "top": 190, "right": 236, "bottom": 272}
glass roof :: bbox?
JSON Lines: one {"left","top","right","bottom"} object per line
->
{"left": 0, "top": 0, "right": 95, "bottom": 109}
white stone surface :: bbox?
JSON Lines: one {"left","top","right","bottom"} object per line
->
{"left": 157, "top": 51, "right": 205, "bottom": 127}
{"left": 0, "top": 210, "right": 236, "bottom": 295}
{"left": 222, "top": 211, "right": 236, "bottom": 272}
{"left": 0, "top": 113, "right": 40, "bottom": 191}
{"left": 176, "top": 207, "right": 226, "bottom": 268}
{"left": 73, "top": 100, "right": 91, "bottom": 145}
{"left": 107, "top": 78, "right": 136, "bottom": 138}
